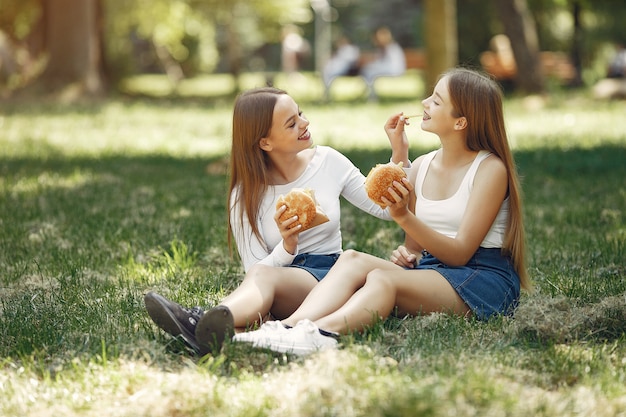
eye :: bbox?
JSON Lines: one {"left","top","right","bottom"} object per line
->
{"left": 290, "top": 111, "right": 305, "bottom": 128}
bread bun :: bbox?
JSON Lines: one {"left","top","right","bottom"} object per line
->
{"left": 364, "top": 162, "right": 407, "bottom": 208}
{"left": 276, "top": 188, "right": 318, "bottom": 230}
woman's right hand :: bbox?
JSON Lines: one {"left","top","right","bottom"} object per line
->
{"left": 275, "top": 204, "right": 301, "bottom": 255}
{"left": 384, "top": 112, "right": 410, "bottom": 166}
{"left": 390, "top": 245, "right": 418, "bottom": 268}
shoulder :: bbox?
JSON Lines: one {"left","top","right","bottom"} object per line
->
{"left": 478, "top": 152, "right": 506, "bottom": 174}
{"left": 408, "top": 150, "right": 436, "bottom": 183}
{"left": 412, "top": 149, "right": 438, "bottom": 169}
{"left": 317, "top": 145, "right": 352, "bottom": 164}
{"left": 475, "top": 153, "right": 507, "bottom": 187}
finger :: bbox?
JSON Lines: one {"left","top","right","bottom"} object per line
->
{"left": 392, "top": 180, "right": 410, "bottom": 194}
{"left": 281, "top": 215, "right": 299, "bottom": 229}
{"left": 401, "top": 177, "right": 414, "bottom": 191}
{"left": 275, "top": 205, "right": 287, "bottom": 220}
{"left": 386, "top": 187, "right": 402, "bottom": 203}
{"left": 397, "top": 246, "right": 411, "bottom": 258}
{"left": 284, "top": 223, "right": 302, "bottom": 236}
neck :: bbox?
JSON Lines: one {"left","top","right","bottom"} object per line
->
{"left": 267, "top": 152, "right": 307, "bottom": 185}
{"left": 438, "top": 134, "right": 477, "bottom": 167}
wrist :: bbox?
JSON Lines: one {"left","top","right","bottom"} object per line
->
{"left": 283, "top": 241, "right": 297, "bottom": 255}
{"left": 390, "top": 153, "right": 410, "bottom": 167}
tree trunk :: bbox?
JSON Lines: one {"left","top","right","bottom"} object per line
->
{"left": 494, "top": 0, "right": 545, "bottom": 93}
{"left": 569, "top": 0, "right": 584, "bottom": 86}
{"left": 39, "top": 0, "right": 105, "bottom": 97}
{"left": 423, "top": 0, "right": 458, "bottom": 91}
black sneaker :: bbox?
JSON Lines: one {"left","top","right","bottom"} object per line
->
{"left": 195, "top": 305, "right": 235, "bottom": 356}
{"left": 144, "top": 291, "right": 204, "bottom": 353}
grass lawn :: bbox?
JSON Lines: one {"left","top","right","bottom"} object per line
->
{"left": 1, "top": 74, "right": 625, "bottom": 416}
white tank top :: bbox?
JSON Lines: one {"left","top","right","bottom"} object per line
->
{"left": 414, "top": 149, "right": 508, "bottom": 248}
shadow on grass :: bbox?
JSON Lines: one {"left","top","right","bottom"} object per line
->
{"left": 0, "top": 144, "right": 624, "bottom": 360}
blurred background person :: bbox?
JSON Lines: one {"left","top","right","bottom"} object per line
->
{"left": 322, "top": 34, "right": 360, "bottom": 99}
{"left": 281, "top": 24, "right": 311, "bottom": 80}
{"left": 607, "top": 43, "right": 626, "bottom": 78}
{"left": 360, "top": 26, "right": 406, "bottom": 100}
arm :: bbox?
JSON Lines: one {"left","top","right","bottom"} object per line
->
{"left": 230, "top": 191, "right": 300, "bottom": 272}
{"left": 324, "top": 148, "right": 392, "bottom": 220}
{"left": 384, "top": 112, "right": 410, "bottom": 167}
{"left": 340, "top": 112, "right": 412, "bottom": 218}
{"left": 387, "top": 155, "right": 508, "bottom": 266}
{"left": 389, "top": 159, "right": 423, "bottom": 267}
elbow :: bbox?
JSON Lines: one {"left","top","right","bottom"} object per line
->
{"left": 441, "top": 249, "right": 475, "bottom": 266}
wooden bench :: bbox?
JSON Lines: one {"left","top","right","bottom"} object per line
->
{"left": 325, "top": 48, "right": 426, "bottom": 100}
{"left": 357, "top": 48, "right": 427, "bottom": 71}
{"left": 480, "top": 50, "right": 576, "bottom": 83}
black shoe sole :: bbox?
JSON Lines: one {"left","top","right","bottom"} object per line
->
{"left": 195, "top": 305, "right": 234, "bottom": 356}
{"left": 144, "top": 292, "right": 200, "bottom": 353}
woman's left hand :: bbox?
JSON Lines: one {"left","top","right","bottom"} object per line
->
{"left": 381, "top": 177, "right": 413, "bottom": 219}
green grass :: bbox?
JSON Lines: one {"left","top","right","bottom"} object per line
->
{"left": 1, "top": 79, "right": 625, "bottom": 416}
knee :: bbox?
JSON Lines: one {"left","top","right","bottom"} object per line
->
{"left": 338, "top": 249, "right": 365, "bottom": 263}
{"left": 243, "top": 264, "right": 275, "bottom": 285}
{"left": 365, "top": 269, "right": 395, "bottom": 292}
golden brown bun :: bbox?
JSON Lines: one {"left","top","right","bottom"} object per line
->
{"left": 276, "top": 188, "right": 318, "bottom": 230}
{"left": 364, "top": 162, "right": 407, "bottom": 208}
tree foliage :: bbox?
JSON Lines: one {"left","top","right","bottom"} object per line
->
{"left": 1, "top": 0, "right": 625, "bottom": 96}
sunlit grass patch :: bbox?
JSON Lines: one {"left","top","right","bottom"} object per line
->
{"left": 1, "top": 88, "right": 625, "bottom": 416}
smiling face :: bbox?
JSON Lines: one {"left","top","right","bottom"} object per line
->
{"left": 420, "top": 76, "right": 466, "bottom": 136}
{"left": 259, "top": 94, "right": 312, "bottom": 153}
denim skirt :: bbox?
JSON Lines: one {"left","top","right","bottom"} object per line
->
{"left": 416, "top": 247, "right": 521, "bottom": 320}
{"left": 287, "top": 253, "right": 341, "bottom": 282}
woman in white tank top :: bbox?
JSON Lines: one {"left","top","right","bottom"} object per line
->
{"left": 232, "top": 68, "right": 532, "bottom": 356}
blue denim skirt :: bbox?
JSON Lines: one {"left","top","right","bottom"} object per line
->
{"left": 416, "top": 247, "right": 521, "bottom": 320}
{"left": 287, "top": 253, "right": 341, "bottom": 282}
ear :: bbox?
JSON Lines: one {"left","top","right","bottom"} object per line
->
{"left": 259, "top": 137, "right": 272, "bottom": 151}
{"left": 454, "top": 117, "right": 467, "bottom": 131}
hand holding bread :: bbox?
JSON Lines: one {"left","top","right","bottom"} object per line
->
{"left": 364, "top": 162, "right": 407, "bottom": 208}
{"left": 276, "top": 188, "right": 329, "bottom": 231}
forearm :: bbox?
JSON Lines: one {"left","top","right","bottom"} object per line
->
{"left": 394, "top": 212, "right": 476, "bottom": 266}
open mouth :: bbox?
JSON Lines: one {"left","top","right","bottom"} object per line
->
{"left": 298, "top": 130, "right": 311, "bottom": 141}
{"left": 422, "top": 112, "right": 431, "bottom": 121}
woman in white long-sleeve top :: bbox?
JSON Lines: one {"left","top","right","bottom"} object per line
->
{"left": 144, "top": 87, "right": 395, "bottom": 355}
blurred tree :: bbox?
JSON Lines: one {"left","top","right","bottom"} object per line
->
{"left": 529, "top": 0, "right": 626, "bottom": 83}
{"left": 190, "top": 0, "right": 312, "bottom": 89}
{"left": 35, "top": 0, "right": 106, "bottom": 97}
{"left": 104, "top": 0, "right": 311, "bottom": 89}
{"left": 423, "top": 0, "right": 457, "bottom": 90}
{"left": 104, "top": 0, "right": 216, "bottom": 85}
{"left": 1, "top": 0, "right": 311, "bottom": 95}
{"left": 494, "top": 0, "right": 545, "bottom": 93}
{"left": 456, "top": 0, "right": 498, "bottom": 66}
{"left": 2, "top": 0, "right": 624, "bottom": 97}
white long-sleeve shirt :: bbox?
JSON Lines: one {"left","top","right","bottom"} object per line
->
{"left": 230, "top": 145, "right": 392, "bottom": 272}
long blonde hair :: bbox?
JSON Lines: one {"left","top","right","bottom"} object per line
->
{"left": 227, "top": 87, "right": 287, "bottom": 254}
{"left": 444, "top": 68, "right": 531, "bottom": 291}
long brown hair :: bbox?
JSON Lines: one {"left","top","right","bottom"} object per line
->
{"left": 444, "top": 68, "right": 531, "bottom": 291}
{"left": 227, "top": 87, "right": 287, "bottom": 254}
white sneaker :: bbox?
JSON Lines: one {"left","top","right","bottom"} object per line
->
{"left": 248, "top": 319, "right": 339, "bottom": 356}
{"left": 232, "top": 320, "right": 289, "bottom": 344}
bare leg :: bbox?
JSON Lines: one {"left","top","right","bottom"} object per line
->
{"left": 219, "top": 264, "right": 317, "bottom": 328}
{"left": 283, "top": 250, "right": 401, "bottom": 327}
{"left": 315, "top": 268, "right": 471, "bottom": 334}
